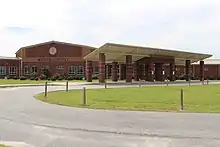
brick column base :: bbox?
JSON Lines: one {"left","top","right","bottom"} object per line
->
{"left": 86, "top": 61, "right": 92, "bottom": 82}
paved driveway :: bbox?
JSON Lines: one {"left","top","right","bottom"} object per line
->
{"left": 0, "top": 82, "right": 220, "bottom": 147}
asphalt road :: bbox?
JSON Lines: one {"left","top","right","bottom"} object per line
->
{"left": 0, "top": 82, "right": 220, "bottom": 147}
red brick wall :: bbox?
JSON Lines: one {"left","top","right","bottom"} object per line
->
{"left": 0, "top": 59, "right": 21, "bottom": 78}
{"left": 25, "top": 43, "right": 83, "bottom": 58}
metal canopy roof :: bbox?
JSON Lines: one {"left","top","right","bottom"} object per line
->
{"left": 83, "top": 43, "right": 212, "bottom": 65}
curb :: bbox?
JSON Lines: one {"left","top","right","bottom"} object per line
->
{"left": 0, "top": 84, "right": 63, "bottom": 88}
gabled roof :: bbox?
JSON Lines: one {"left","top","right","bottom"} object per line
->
{"left": 16, "top": 40, "right": 97, "bottom": 54}
{"left": 83, "top": 43, "right": 212, "bottom": 65}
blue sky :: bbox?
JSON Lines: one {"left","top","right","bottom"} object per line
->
{"left": 0, "top": 0, "right": 220, "bottom": 58}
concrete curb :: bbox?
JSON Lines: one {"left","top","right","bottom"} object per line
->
{"left": 0, "top": 83, "right": 63, "bottom": 88}
{"left": 0, "top": 82, "right": 89, "bottom": 88}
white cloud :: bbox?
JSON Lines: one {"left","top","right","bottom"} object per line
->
{"left": 0, "top": 0, "right": 220, "bottom": 57}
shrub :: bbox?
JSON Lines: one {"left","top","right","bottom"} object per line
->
{"left": 30, "top": 72, "right": 37, "bottom": 79}
{"left": 51, "top": 78, "right": 57, "bottom": 81}
{"left": 52, "top": 73, "right": 60, "bottom": 80}
{"left": 58, "top": 77, "right": 63, "bottom": 80}
{"left": 20, "top": 76, "right": 27, "bottom": 80}
{"left": 30, "top": 77, "right": 35, "bottom": 80}
{"left": 13, "top": 76, "right": 19, "bottom": 80}
{"left": 67, "top": 76, "right": 74, "bottom": 80}
{"left": 39, "top": 74, "right": 46, "bottom": 80}
{"left": 92, "top": 74, "right": 98, "bottom": 79}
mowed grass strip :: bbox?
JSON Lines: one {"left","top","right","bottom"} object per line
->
{"left": 0, "top": 79, "right": 92, "bottom": 85}
{"left": 0, "top": 79, "right": 48, "bottom": 85}
{"left": 36, "top": 84, "right": 220, "bottom": 113}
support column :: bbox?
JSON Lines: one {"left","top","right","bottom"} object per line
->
{"left": 126, "top": 55, "right": 132, "bottom": 83}
{"left": 147, "top": 61, "right": 154, "bottom": 82}
{"left": 111, "top": 62, "right": 118, "bottom": 82}
{"left": 170, "top": 63, "right": 176, "bottom": 81}
{"left": 155, "top": 63, "right": 165, "bottom": 81}
{"left": 86, "top": 61, "right": 92, "bottom": 82}
{"left": 140, "top": 64, "right": 145, "bottom": 80}
{"left": 200, "top": 61, "right": 204, "bottom": 81}
{"left": 185, "top": 60, "right": 191, "bottom": 81}
{"left": 105, "top": 64, "right": 112, "bottom": 79}
{"left": 133, "top": 62, "right": 139, "bottom": 81}
{"left": 99, "top": 53, "right": 105, "bottom": 83}
{"left": 144, "top": 63, "right": 148, "bottom": 81}
{"left": 119, "top": 64, "right": 125, "bottom": 80}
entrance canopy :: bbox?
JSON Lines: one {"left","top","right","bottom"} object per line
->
{"left": 83, "top": 43, "right": 212, "bottom": 65}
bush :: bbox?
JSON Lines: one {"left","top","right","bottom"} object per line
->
{"left": 30, "top": 77, "right": 35, "bottom": 80}
{"left": 20, "top": 76, "right": 27, "bottom": 80}
{"left": 58, "top": 77, "right": 63, "bottom": 80}
{"left": 12, "top": 76, "right": 19, "bottom": 80}
{"left": 30, "top": 72, "right": 37, "bottom": 79}
{"left": 92, "top": 74, "right": 98, "bottom": 79}
{"left": 67, "top": 76, "right": 74, "bottom": 80}
{"left": 78, "top": 77, "right": 84, "bottom": 80}
{"left": 39, "top": 74, "right": 46, "bottom": 80}
{"left": 51, "top": 77, "right": 57, "bottom": 81}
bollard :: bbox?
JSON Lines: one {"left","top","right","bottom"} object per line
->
{"left": 82, "top": 87, "right": 87, "bottom": 105}
{"left": 188, "top": 79, "right": 191, "bottom": 86}
{"left": 180, "top": 88, "right": 184, "bottom": 111}
{"left": 44, "top": 81, "right": 48, "bottom": 98}
{"left": 166, "top": 79, "right": 169, "bottom": 86}
{"left": 207, "top": 79, "right": 209, "bottom": 85}
{"left": 66, "top": 81, "right": 69, "bottom": 92}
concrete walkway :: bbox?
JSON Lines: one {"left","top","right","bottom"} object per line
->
{"left": 0, "top": 82, "right": 220, "bottom": 147}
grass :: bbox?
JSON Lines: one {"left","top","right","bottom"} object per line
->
{"left": 0, "top": 145, "right": 8, "bottom": 147}
{"left": 0, "top": 79, "right": 98, "bottom": 85}
{"left": 0, "top": 79, "right": 49, "bottom": 85}
{"left": 36, "top": 84, "right": 220, "bottom": 113}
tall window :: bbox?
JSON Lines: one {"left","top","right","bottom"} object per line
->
{"left": 31, "top": 66, "right": 37, "bottom": 73}
{"left": 0, "top": 66, "right": 6, "bottom": 75}
{"left": 93, "top": 66, "right": 99, "bottom": 74}
{"left": 76, "top": 66, "right": 84, "bottom": 75}
{"left": 68, "top": 66, "right": 75, "bottom": 75}
{"left": 9, "top": 66, "right": 16, "bottom": 75}
{"left": 24, "top": 66, "right": 30, "bottom": 75}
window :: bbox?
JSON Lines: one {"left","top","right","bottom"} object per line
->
{"left": 9, "top": 66, "right": 16, "bottom": 75}
{"left": 93, "top": 66, "right": 99, "bottom": 74}
{"left": 68, "top": 66, "right": 75, "bottom": 75}
{"left": 57, "top": 65, "right": 64, "bottom": 70}
{"left": 31, "top": 66, "right": 37, "bottom": 73}
{"left": 0, "top": 66, "right": 6, "bottom": 75}
{"left": 76, "top": 66, "right": 84, "bottom": 75}
{"left": 24, "top": 66, "right": 30, "bottom": 75}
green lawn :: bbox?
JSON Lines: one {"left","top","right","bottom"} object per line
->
{"left": 0, "top": 79, "right": 96, "bottom": 85}
{"left": 36, "top": 84, "right": 220, "bottom": 113}
{"left": 0, "top": 144, "right": 7, "bottom": 147}
{"left": 0, "top": 79, "right": 50, "bottom": 85}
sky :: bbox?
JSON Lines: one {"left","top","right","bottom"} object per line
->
{"left": 0, "top": 0, "right": 220, "bottom": 58}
